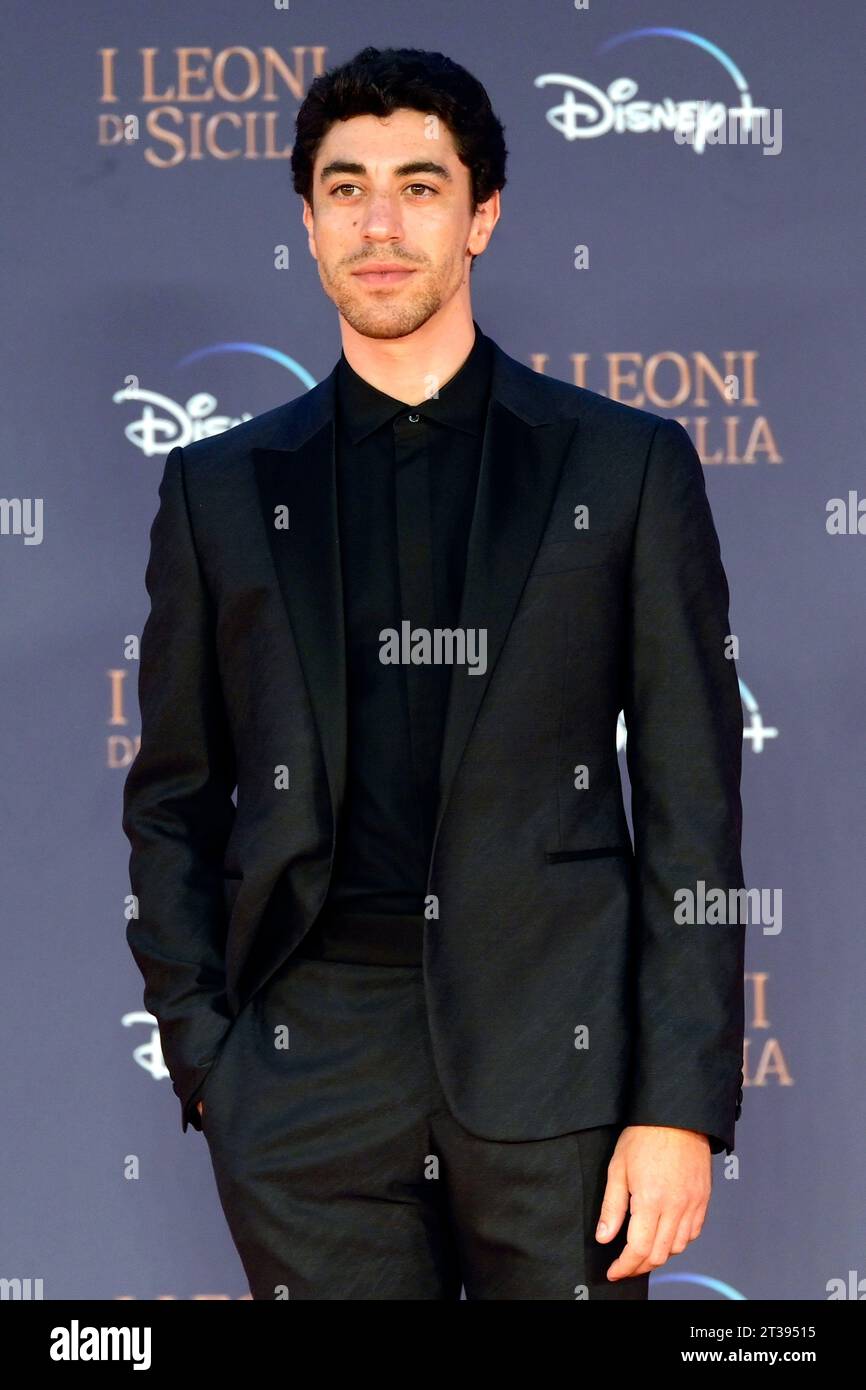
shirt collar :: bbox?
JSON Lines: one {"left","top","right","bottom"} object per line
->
{"left": 336, "top": 319, "right": 493, "bottom": 445}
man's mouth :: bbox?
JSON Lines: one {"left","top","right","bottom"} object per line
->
{"left": 351, "top": 267, "right": 417, "bottom": 287}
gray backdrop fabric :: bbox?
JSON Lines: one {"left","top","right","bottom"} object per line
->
{"left": 2, "top": 0, "right": 863, "bottom": 1300}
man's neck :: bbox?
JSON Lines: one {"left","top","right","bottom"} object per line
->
{"left": 338, "top": 303, "right": 477, "bottom": 405}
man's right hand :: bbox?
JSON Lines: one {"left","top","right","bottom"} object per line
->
{"left": 197, "top": 1100, "right": 204, "bottom": 1118}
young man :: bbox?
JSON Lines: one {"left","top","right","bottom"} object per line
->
{"left": 123, "top": 46, "right": 745, "bottom": 1301}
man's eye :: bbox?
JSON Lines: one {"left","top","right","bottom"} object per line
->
{"left": 330, "top": 183, "right": 436, "bottom": 198}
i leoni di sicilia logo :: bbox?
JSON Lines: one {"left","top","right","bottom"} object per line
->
{"left": 97, "top": 44, "right": 325, "bottom": 167}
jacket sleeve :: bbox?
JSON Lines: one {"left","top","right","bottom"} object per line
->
{"left": 621, "top": 418, "right": 745, "bottom": 1156}
{"left": 122, "top": 445, "right": 236, "bottom": 1134}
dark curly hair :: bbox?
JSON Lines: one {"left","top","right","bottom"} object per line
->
{"left": 292, "top": 46, "right": 507, "bottom": 268}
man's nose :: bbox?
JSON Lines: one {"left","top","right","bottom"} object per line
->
{"left": 360, "top": 193, "right": 404, "bottom": 239}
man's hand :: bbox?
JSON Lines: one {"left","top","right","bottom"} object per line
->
{"left": 196, "top": 1100, "right": 204, "bottom": 1118}
{"left": 596, "top": 1125, "right": 712, "bottom": 1280}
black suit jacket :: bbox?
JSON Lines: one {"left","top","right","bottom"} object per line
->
{"left": 122, "top": 332, "right": 746, "bottom": 1154}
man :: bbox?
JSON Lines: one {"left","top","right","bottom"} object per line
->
{"left": 123, "top": 46, "right": 745, "bottom": 1301}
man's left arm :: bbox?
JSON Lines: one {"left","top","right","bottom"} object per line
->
{"left": 600, "top": 417, "right": 746, "bottom": 1278}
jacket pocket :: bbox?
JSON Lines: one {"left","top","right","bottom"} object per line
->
{"left": 531, "top": 535, "right": 617, "bottom": 575}
{"left": 545, "top": 847, "right": 630, "bottom": 863}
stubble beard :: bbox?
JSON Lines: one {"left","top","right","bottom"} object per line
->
{"left": 318, "top": 255, "right": 465, "bottom": 341}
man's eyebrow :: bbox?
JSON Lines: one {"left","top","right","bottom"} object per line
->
{"left": 318, "top": 159, "right": 453, "bottom": 183}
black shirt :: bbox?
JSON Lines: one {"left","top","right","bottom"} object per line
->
{"left": 322, "top": 320, "right": 494, "bottom": 916}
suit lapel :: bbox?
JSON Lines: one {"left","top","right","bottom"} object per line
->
{"left": 251, "top": 340, "right": 580, "bottom": 852}
{"left": 431, "top": 393, "right": 578, "bottom": 857}
{"left": 253, "top": 365, "right": 347, "bottom": 823}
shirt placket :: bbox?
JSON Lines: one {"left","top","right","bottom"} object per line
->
{"left": 393, "top": 410, "right": 444, "bottom": 850}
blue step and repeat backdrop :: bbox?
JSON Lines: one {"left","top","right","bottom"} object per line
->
{"left": 2, "top": 1, "right": 863, "bottom": 1300}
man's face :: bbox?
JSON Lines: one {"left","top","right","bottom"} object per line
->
{"left": 302, "top": 108, "right": 498, "bottom": 339}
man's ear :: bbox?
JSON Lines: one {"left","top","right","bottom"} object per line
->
{"left": 468, "top": 188, "right": 500, "bottom": 261}
{"left": 302, "top": 198, "right": 317, "bottom": 260}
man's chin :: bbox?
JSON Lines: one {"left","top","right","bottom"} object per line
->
{"left": 325, "top": 280, "right": 442, "bottom": 340}
{"left": 337, "top": 301, "right": 440, "bottom": 341}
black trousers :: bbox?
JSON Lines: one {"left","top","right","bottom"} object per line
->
{"left": 199, "top": 915, "right": 649, "bottom": 1301}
